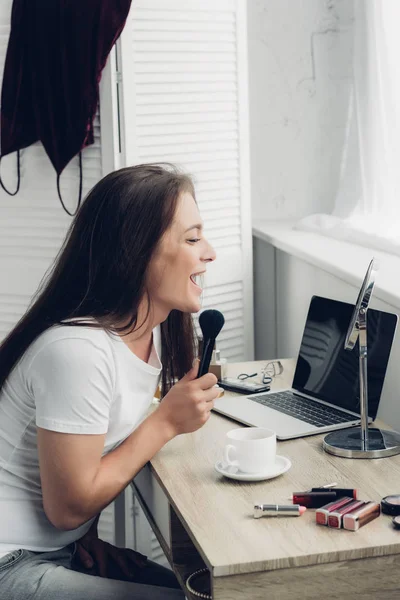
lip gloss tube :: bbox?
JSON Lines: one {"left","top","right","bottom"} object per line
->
{"left": 328, "top": 500, "right": 365, "bottom": 529}
{"left": 311, "top": 487, "right": 358, "bottom": 498}
{"left": 254, "top": 504, "right": 307, "bottom": 518}
{"left": 293, "top": 489, "right": 358, "bottom": 508}
{"left": 343, "top": 501, "right": 381, "bottom": 531}
{"left": 293, "top": 491, "right": 341, "bottom": 508}
{"left": 316, "top": 497, "right": 355, "bottom": 525}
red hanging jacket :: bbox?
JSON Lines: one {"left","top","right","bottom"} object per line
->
{"left": 0, "top": 0, "right": 132, "bottom": 214}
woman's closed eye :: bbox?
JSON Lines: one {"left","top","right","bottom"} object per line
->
{"left": 187, "top": 238, "right": 201, "bottom": 243}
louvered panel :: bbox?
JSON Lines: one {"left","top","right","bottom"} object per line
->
{"left": 119, "top": 0, "right": 251, "bottom": 564}
{"left": 206, "top": 227, "right": 241, "bottom": 239}
{"left": 135, "top": 72, "right": 236, "bottom": 84}
{"left": 135, "top": 47, "right": 236, "bottom": 61}
{"left": 192, "top": 159, "right": 238, "bottom": 172}
{"left": 137, "top": 82, "right": 237, "bottom": 95}
{"left": 219, "top": 307, "right": 242, "bottom": 319}
{"left": 0, "top": 293, "right": 31, "bottom": 340}
{"left": 122, "top": 0, "right": 252, "bottom": 368}
{"left": 208, "top": 236, "right": 241, "bottom": 251}
{"left": 137, "top": 114, "right": 237, "bottom": 128}
{"left": 98, "top": 505, "right": 115, "bottom": 545}
{"left": 0, "top": 225, "right": 68, "bottom": 239}
{"left": 127, "top": 0, "right": 242, "bottom": 261}
{"left": 0, "top": 294, "right": 29, "bottom": 309}
{"left": 204, "top": 206, "right": 240, "bottom": 220}
{"left": 134, "top": 24, "right": 235, "bottom": 36}
{"left": 136, "top": 102, "right": 237, "bottom": 116}
{"left": 0, "top": 151, "right": 101, "bottom": 256}
{"left": 1, "top": 130, "right": 101, "bottom": 216}
{"left": 0, "top": 248, "right": 62, "bottom": 261}
{"left": 207, "top": 230, "right": 241, "bottom": 245}
{"left": 196, "top": 177, "right": 240, "bottom": 192}
{"left": 203, "top": 281, "right": 242, "bottom": 304}
{"left": 141, "top": 113, "right": 235, "bottom": 133}
{"left": 205, "top": 215, "right": 240, "bottom": 230}
{"left": 150, "top": 533, "right": 169, "bottom": 566}
{"left": 140, "top": 150, "right": 237, "bottom": 166}
{"left": 133, "top": 9, "right": 235, "bottom": 26}
{"left": 140, "top": 140, "right": 238, "bottom": 158}
{"left": 138, "top": 94, "right": 237, "bottom": 109}
{"left": 221, "top": 348, "right": 244, "bottom": 362}
{"left": 193, "top": 169, "right": 238, "bottom": 183}
{"left": 139, "top": 130, "right": 238, "bottom": 147}
{"left": 136, "top": 40, "right": 235, "bottom": 52}
{"left": 200, "top": 196, "right": 240, "bottom": 210}
{"left": 137, "top": 121, "right": 236, "bottom": 137}
{"left": 135, "top": 64, "right": 236, "bottom": 77}
{"left": 0, "top": 208, "right": 74, "bottom": 224}
{"left": 201, "top": 280, "right": 245, "bottom": 360}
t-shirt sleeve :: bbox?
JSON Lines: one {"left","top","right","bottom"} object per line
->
{"left": 28, "top": 336, "right": 115, "bottom": 434}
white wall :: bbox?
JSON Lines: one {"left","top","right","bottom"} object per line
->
{"left": 254, "top": 239, "right": 400, "bottom": 432}
{"left": 247, "top": 0, "right": 354, "bottom": 221}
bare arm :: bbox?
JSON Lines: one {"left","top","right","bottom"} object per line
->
{"left": 37, "top": 362, "right": 218, "bottom": 530}
{"left": 38, "top": 409, "right": 172, "bottom": 530}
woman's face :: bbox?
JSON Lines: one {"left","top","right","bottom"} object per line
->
{"left": 146, "top": 192, "right": 216, "bottom": 319}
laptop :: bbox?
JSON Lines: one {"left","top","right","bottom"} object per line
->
{"left": 213, "top": 296, "right": 398, "bottom": 440}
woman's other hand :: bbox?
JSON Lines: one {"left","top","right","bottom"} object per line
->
{"left": 74, "top": 520, "right": 147, "bottom": 580}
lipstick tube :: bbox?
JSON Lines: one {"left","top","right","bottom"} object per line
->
{"left": 343, "top": 501, "right": 381, "bottom": 531}
{"left": 293, "top": 489, "right": 358, "bottom": 508}
{"left": 254, "top": 504, "right": 306, "bottom": 518}
{"left": 316, "top": 497, "right": 355, "bottom": 525}
{"left": 328, "top": 500, "right": 365, "bottom": 529}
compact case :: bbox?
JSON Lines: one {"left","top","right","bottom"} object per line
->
{"left": 381, "top": 494, "right": 400, "bottom": 516}
{"left": 392, "top": 515, "right": 400, "bottom": 529}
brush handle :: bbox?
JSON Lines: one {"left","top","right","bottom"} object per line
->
{"left": 197, "top": 337, "right": 214, "bottom": 377}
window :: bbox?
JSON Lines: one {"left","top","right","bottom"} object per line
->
{"left": 296, "top": 0, "right": 400, "bottom": 257}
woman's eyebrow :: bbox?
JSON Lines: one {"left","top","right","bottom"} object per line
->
{"left": 184, "top": 223, "right": 203, "bottom": 233}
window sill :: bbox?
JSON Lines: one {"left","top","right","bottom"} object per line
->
{"left": 252, "top": 219, "right": 400, "bottom": 311}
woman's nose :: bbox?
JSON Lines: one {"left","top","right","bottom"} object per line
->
{"left": 202, "top": 240, "right": 216, "bottom": 263}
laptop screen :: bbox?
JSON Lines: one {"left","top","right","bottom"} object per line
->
{"left": 292, "top": 296, "right": 397, "bottom": 418}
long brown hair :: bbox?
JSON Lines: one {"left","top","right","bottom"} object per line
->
{"left": 0, "top": 164, "right": 197, "bottom": 396}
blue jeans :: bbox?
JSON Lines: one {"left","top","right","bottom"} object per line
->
{"left": 0, "top": 543, "right": 185, "bottom": 599}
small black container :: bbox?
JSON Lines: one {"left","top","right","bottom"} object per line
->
{"left": 381, "top": 494, "right": 400, "bottom": 516}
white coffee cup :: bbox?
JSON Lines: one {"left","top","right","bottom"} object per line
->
{"left": 223, "top": 427, "right": 276, "bottom": 474}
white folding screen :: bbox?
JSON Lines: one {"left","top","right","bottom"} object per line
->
{"left": 119, "top": 0, "right": 254, "bottom": 361}
{"left": 0, "top": 0, "right": 117, "bottom": 544}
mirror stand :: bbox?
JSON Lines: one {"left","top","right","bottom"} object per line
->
{"left": 323, "top": 259, "right": 400, "bottom": 458}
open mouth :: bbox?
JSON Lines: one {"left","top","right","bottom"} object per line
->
{"left": 190, "top": 272, "right": 205, "bottom": 288}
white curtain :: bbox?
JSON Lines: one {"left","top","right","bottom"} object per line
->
{"left": 296, "top": 0, "right": 400, "bottom": 256}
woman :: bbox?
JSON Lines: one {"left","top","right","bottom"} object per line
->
{"left": 0, "top": 164, "right": 219, "bottom": 599}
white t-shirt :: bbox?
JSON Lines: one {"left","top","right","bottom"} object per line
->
{"left": 0, "top": 324, "right": 162, "bottom": 558}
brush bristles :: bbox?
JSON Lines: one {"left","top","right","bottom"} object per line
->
{"left": 199, "top": 309, "right": 225, "bottom": 340}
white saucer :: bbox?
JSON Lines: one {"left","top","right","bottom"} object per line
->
{"left": 214, "top": 455, "right": 291, "bottom": 482}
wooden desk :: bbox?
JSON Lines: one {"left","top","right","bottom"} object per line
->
{"left": 132, "top": 360, "right": 400, "bottom": 599}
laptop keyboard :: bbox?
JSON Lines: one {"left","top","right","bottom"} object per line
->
{"left": 249, "top": 391, "right": 356, "bottom": 428}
